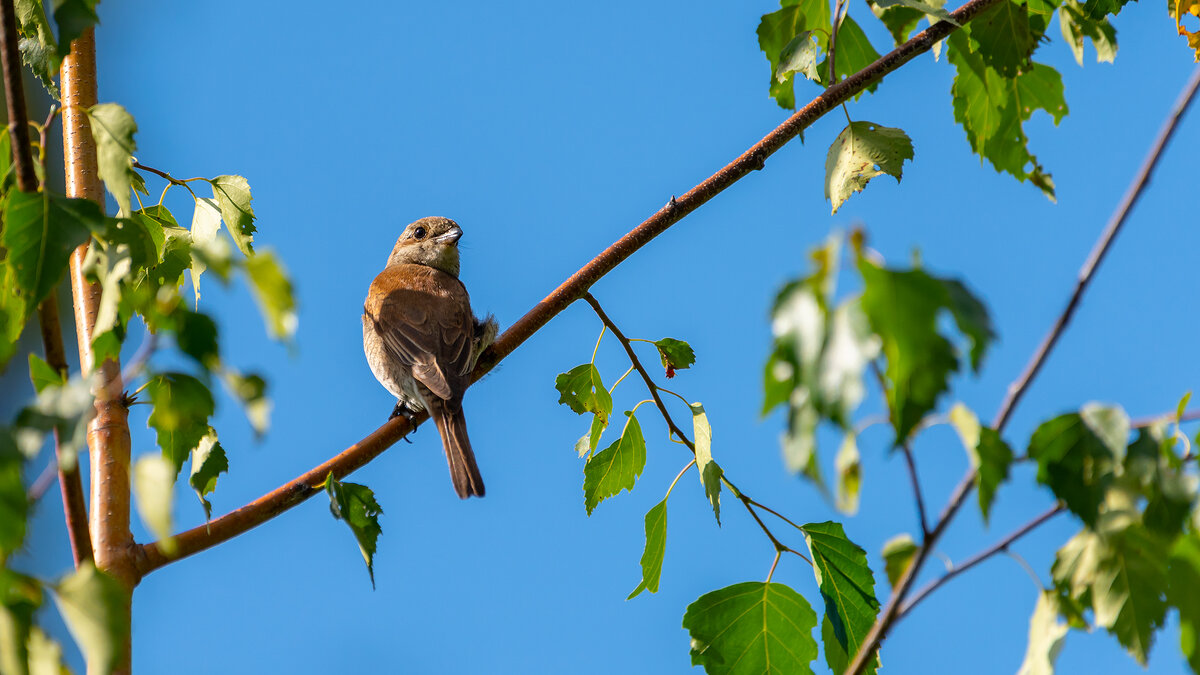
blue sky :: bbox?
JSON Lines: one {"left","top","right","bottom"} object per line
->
{"left": 14, "top": 1, "right": 1200, "bottom": 673}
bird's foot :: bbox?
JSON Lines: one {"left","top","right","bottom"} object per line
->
{"left": 389, "top": 402, "right": 421, "bottom": 443}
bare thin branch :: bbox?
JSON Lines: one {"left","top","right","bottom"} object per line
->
{"left": 898, "top": 505, "right": 1064, "bottom": 618}
{"left": 845, "top": 65, "right": 1200, "bottom": 675}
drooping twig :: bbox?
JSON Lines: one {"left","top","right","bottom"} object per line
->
{"left": 0, "top": 0, "right": 94, "bottom": 567}
{"left": 897, "top": 504, "right": 1064, "bottom": 618}
{"left": 139, "top": 0, "right": 1014, "bottom": 574}
{"left": 845, "top": 65, "right": 1200, "bottom": 675}
{"left": 583, "top": 293, "right": 812, "bottom": 566}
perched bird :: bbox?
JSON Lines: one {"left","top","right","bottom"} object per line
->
{"left": 363, "top": 217, "right": 498, "bottom": 498}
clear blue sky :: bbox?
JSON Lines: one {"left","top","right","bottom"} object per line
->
{"left": 15, "top": 1, "right": 1200, "bottom": 673}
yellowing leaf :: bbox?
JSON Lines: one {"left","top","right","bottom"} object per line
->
{"left": 824, "top": 121, "right": 913, "bottom": 214}
{"left": 1173, "top": 0, "right": 1200, "bottom": 60}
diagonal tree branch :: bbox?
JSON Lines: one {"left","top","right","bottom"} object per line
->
{"left": 139, "top": 0, "right": 1011, "bottom": 575}
{"left": 0, "top": 0, "right": 93, "bottom": 566}
{"left": 844, "top": 64, "right": 1200, "bottom": 675}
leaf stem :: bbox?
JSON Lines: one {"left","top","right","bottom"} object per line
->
{"left": 766, "top": 550, "right": 782, "bottom": 582}
{"left": 591, "top": 325, "right": 606, "bottom": 364}
{"left": 665, "top": 459, "right": 697, "bottom": 500}
{"left": 609, "top": 365, "right": 636, "bottom": 394}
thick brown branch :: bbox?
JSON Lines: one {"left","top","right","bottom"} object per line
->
{"left": 898, "top": 505, "right": 1064, "bottom": 618}
{"left": 845, "top": 65, "right": 1200, "bottom": 675}
{"left": 137, "top": 415, "right": 418, "bottom": 573}
{"left": 139, "top": 0, "right": 1007, "bottom": 573}
{"left": 61, "top": 27, "right": 136, "bottom": 675}
{"left": 0, "top": 0, "right": 93, "bottom": 566}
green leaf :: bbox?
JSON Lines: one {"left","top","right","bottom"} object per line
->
{"left": 683, "top": 582, "right": 818, "bottom": 674}
{"left": 174, "top": 308, "right": 219, "bottom": 370}
{"left": 52, "top": 562, "right": 128, "bottom": 674}
{"left": 189, "top": 430, "right": 227, "bottom": 520}
{"left": 27, "top": 627, "right": 67, "bottom": 675}
{"left": 691, "top": 403, "right": 721, "bottom": 524}
{"left": 1052, "top": 523, "right": 1169, "bottom": 664}
{"left": 132, "top": 204, "right": 180, "bottom": 260}
{"left": 50, "top": 0, "right": 99, "bottom": 59}
{"left": 816, "top": 15, "right": 882, "bottom": 93}
{"left": 966, "top": 0, "right": 1034, "bottom": 76}
{"left": 144, "top": 372, "right": 215, "bottom": 475}
{"left": 1016, "top": 591, "right": 1069, "bottom": 675}
{"left": 1028, "top": 404, "right": 1128, "bottom": 527}
{"left": 0, "top": 569, "right": 42, "bottom": 675}
{"left": 1059, "top": 0, "right": 1117, "bottom": 65}
{"left": 0, "top": 266, "right": 28, "bottom": 369}
{"left": 757, "top": 1, "right": 832, "bottom": 109}
{"left": 87, "top": 104, "right": 138, "bottom": 216}
{"left": 868, "top": 0, "right": 925, "bottom": 45}
{"left": 2, "top": 191, "right": 105, "bottom": 310}
{"left": 825, "top": 121, "right": 913, "bottom": 214}
{"left": 324, "top": 474, "right": 383, "bottom": 588}
{"left": 583, "top": 412, "right": 646, "bottom": 515}
{"left": 223, "top": 371, "right": 271, "bottom": 437}
{"left": 835, "top": 433, "right": 861, "bottom": 515}
{"left": 245, "top": 251, "right": 297, "bottom": 341}
{"left": 28, "top": 353, "right": 64, "bottom": 393}
{"left": 873, "top": 0, "right": 957, "bottom": 23}
{"left": 1122, "top": 428, "right": 1194, "bottom": 536}
{"left": 555, "top": 364, "right": 613, "bottom": 425}
{"left": 973, "top": 427, "right": 1013, "bottom": 523}
{"left": 0, "top": 450, "right": 28, "bottom": 556}
{"left": 101, "top": 216, "right": 158, "bottom": 271}
{"left": 654, "top": 337, "right": 695, "bottom": 376}
{"left": 188, "top": 196, "right": 222, "bottom": 305}
{"left": 19, "top": 36, "right": 59, "bottom": 99}
{"left": 948, "top": 33, "right": 1066, "bottom": 199}
{"left": 881, "top": 533, "right": 917, "bottom": 588}
{"left": 856, "top": 257, "right": 994, "bottom": 443}
{"left": 210, "top": 175, "right": 256, "bottom": 256}
{"left": 132, "top": 454, "right": 176, "bottom": 554}
{"left": 83, "top": 241, "right": 132, "bottom": 341}
{"left": 1169, "top": 534, "right": 1200, "bottom": 673}
{"left": 15, "top": 376, "right": 95, "bottom": 470}
{"left": 801, "top": 521, "right": 880, "bottom": 675}
{"left": 575, "top": 413, "right": 608, "bottom": 458}
{"left": 775, "top": 31, "right": 820, "bottom": 84}
{"left": 628, "top": 498, "right": 667, "bottom": 599}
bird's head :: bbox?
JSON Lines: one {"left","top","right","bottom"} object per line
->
{"left": 386, "top": 216, "right": 463, "bottom": 276}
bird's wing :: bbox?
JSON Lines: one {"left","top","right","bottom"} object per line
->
{"left": 366, "top": 265, "right": 473, "bottom": 401}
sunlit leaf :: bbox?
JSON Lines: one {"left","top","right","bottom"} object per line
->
{"left": 132, "top": 454, "right": 176, "bottom": 554}
{"left": 654, "top": 337, "right": 695, "bottom": 377}
{"left": 583, "top": 412, "right": 646, "bottom": 515}
{"left": 87, "top": 103, "right": 137, "bottom": 216}
{"left": 801, "top": 521, "right": 880, "bottom": 675}
{"left": 881, "top": 533, "right": 917, "bottom": 588}
{"left": 835, "top": 433, "right": 861, "bottom": 515}
{"left": 775, "top": 30, "right": 820, "bottom": 83}
{"left": 245, "top": 251, "right": 297, "bottom": 341}
{"left": 223, "top": 371, "right": 271, "bottom": 437}
{"left": 2, "top": 191, "right": 105, "bottom": 310}
{"left": 1169, "top": 533, "right": 1200, "bottom": 672}
{"left": 52, "top": 562, "right": 128, "bottom": 674}
{"left": 628, "top": 498, "right": 667, "bottom": 599}
{"left": 1028, "top": 404, "right": 1128, "bottom": 527}
{"left": 28, "top": 353, "right": 64, "bottom": 393}
{"left": 144, "top": 372, "right": 215, "bottom": 475}
{"left": 691, "top": 402, "right": 721, "bottom": 524}
{"left": 189, "top": 430, "right": 227, "bottom": 520}
{"left": 683, "top": 582, "right": 818, "bottom": 674}
{"left": 210, "top": 175, "right": 256, "bottom": 257}
{"left": 1017, "top": 591, "right": 1069, "bottom": 675}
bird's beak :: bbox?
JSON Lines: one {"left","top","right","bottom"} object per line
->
{"left": 438, "top": 225, "right": 463, "bottom": 246}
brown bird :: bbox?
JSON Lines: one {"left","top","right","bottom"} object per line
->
{"left": 363, "top": 217, "right": 497, "bottom": 498}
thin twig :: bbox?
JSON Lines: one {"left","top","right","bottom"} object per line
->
{"left": 27, "top": 460, "right": 60, "bottom": 502}
{"left": 828, "top": 0, "right": 848, "bottom": 86}
{"left": 132, "top": 161, "right": 200, "bottom": 201}
{"left": 1130, "top": 407, "right": 1200, "bottom": 429}
{"left": 138, "top": 0, "right": 1014, "bottom": 575}
{"left": 584, "top": 293, "right": 813, "bottom": 567}
{"left": 897, "top": 505, "right": 1064, "bottom": 618}
{"left": 871, "top": 361, "right": 929, "bottom": 537}
{"left": 845, "top": 66, "right": 1200, "bottom": 675}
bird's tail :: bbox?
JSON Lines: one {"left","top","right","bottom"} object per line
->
{"left": 429, "top": 398, "right": 485, "bottom": 498}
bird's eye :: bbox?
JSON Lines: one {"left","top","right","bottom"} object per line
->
{"left": 413, "top": 226, "right": 427, "bottom": 240}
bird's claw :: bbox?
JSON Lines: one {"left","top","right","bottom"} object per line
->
{"left": 389, "top": 402, "right": 420, "bottom": 443}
